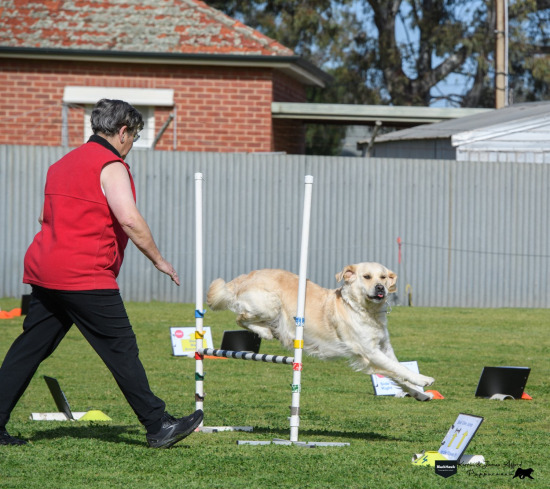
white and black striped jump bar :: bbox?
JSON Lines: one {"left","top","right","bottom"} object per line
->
{"left": 198, "top": 348, "right": 294, "bottom": 365}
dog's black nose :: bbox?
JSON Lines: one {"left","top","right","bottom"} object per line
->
{"left": 375, "top": 284, "right": 385, "bottom": 295}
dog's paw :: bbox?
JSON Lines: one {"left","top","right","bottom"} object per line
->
{"left": 416, "top": 375, "right": 435, "bottom": 387}
{"left": 410, "top": 389, "right": 432, "bottom": 402}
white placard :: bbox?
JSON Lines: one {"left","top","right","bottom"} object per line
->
{"left": 438, "top": 413, "right": 484, "bottom": 461}
{"left": 371, "top": 361, "right": 421, "bottom": 396}
{"left": 30, "top": 412, "right": 87, "bottom": 421}
{"left": 170, "top": 327, "right": 213, "bottom": 357}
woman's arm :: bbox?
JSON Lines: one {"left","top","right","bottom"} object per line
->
{"left": 100, "top": 162, "right": 180, "bottom": 285}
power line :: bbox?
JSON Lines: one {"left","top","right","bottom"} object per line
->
{"left": 402, "top": 241, "right": 550, "bottom": 259}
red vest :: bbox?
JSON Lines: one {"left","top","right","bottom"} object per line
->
{"left": 23, "top": 141, "right": 135, "bottom": 290}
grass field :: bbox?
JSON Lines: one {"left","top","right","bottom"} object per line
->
{"left": 0, "top": 297, "right": 548, "bottom": 489}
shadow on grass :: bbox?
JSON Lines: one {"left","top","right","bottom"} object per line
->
{"left": 250, "top": 426, "right": 398, "bottom": 442}
{"left": 29, "top": 424, "right": 144, "bottom": 446}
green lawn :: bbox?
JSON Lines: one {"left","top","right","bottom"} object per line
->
{"left": 0, "top": 298, "right": 548, "bottom": 488}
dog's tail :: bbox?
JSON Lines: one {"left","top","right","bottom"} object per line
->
{"left": 206, "top": 278, "right": 234, "bottom": 311}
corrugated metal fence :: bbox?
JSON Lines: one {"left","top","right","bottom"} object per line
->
{"left": 1, "top": 145, "right": 549, "bottom": 307}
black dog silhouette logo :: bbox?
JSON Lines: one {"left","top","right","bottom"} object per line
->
{"left": 513, "top": 468, "right": 534, "bottom": 479}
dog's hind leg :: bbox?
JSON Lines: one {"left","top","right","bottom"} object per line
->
{"left": 236, "top": 315, "right": 275, "bottom": 340}
{"left": 234, "top": 304, "right": 277, "bottom": 341}
{"left": 232, "top": 290, "right": 283, "bottom": 341}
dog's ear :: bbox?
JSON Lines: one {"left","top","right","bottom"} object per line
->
{"left": 386, "top": 269, "right": 397, "bottom": 293}
{"left": 335, "top": 265, "right": 357, "bottom": 283}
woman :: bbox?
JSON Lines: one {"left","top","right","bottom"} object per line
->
{"left": 0, "top": 99, "right": 202, "bottom": 448}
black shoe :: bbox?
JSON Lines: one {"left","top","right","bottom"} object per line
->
{"left": 0, "top": 429, "right": 28, "bottom": 446}
{"left": 146, "top": 410, "right": 203, "bottom": 448}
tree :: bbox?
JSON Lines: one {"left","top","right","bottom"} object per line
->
{"left": 209, "top": 1, "right": 548, "bottom": 104}
{"left": 207, "top": 1, "right": 549, "bottom": 152}
{"left": 508, "top": 0, "right": 550, "bottom": 101}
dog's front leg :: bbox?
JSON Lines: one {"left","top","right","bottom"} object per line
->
{"left": 357, "top": 348, "right": 435, "bottom": 387}
{"left": 391, "top": 379, "right": 434, "bottom": 401}
{"left": 378, "top": 337, "right": 435, "bottom": 389}
{"left": 377, "top": 343, "right": 435, "bottom": 401}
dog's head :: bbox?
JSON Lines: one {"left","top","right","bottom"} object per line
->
{"left": 336, "top": 262, "right": 397, "bottom": 306}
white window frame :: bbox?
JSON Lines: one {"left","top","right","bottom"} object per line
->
{"left": 82, "top": 104, "right": 155, "bottom": 150}
{"left": 63, "top": 86, "right": 174, "bottom": 149}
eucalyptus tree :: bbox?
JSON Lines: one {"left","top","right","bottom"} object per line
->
{"left": 207, "top": 1, "right": 548, "bottom": 152}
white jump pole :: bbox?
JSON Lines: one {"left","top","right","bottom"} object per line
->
{"left": 289, "top": 175, "right": 313, "bottom": 443}
{"left": 194, "top": 173, "right": 205, "bottom": 425}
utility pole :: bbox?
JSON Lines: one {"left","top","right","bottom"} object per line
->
{"left": 495, "top": 0, "right": 509, "bottom": 108}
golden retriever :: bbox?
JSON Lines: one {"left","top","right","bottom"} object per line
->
{"left": 207, "top": 262, "right": 434, "bottom": 400}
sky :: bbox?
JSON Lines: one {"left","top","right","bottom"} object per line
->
{"left": 351, "top": 0, "right": 487, "bottom": 108}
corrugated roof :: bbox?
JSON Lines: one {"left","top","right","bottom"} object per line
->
{"left": 374, "top": 101, "right": 550, "bottom": 142}
{"left": 273, "top": 102, "right": 490, "bottom": 126}
{"left": 0, "top": 0, "right": 294, "bottom": 56}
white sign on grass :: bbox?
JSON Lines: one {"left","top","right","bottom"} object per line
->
{"left": 371, "top": 361, "right": 421, "bottom": 396}
{"left": 170, "top": 327, "right": 213, "bottom": 357}
{"left": 439, "top": 413, "right": 484, "bottom": 461}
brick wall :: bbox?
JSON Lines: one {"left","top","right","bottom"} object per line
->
{"left": 272, "top": 71, "right": 306, "bottom": 103}
{"left": 273, "top": 119, "right": 306, "bottom": 154}
{"left": 0, "top": 59, "right": 307, "bottom": 153}
{"left": 271, "top": 71, "right": 306, "bottom": 153}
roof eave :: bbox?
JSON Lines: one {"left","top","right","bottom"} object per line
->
{"left": 0, "top": 46, "right": 331, "bottom": 87}
{"left": 274, "top": 103, "right": 490, "bottom": 127}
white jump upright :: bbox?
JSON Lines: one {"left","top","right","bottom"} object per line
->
{"left": 289, "top": 174, "right": 313, "bottom": 442}
{"left": 194, "top": 173, "right": 205, "bottom": 425}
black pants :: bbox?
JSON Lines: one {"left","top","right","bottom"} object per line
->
{"left": 0, "top": 286, "right": 165, "bottom": 433}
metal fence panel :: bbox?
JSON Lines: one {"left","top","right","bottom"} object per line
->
{"left": 1, "top": 145, "right": 548, "bottom": 307}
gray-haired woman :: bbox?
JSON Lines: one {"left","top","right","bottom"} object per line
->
{"left": 0, "top": 99, "right": 202, "bottom": 448}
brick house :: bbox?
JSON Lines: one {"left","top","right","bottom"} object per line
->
{"left": 0, "top": 0, "right": 329, "bottom": 154}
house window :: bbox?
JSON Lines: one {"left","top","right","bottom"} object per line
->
{"left": 83, "top": 105, "right": 155, "bottom": 149}
{"left": 63, "top": 86, "right": 174, "bottom": 149}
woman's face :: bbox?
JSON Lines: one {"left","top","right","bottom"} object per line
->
{"left": 119, "top": 131, "right": 134, "bottom": 159}
{"left": 119, "top": 128, "right": 140, "bottom": 159}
